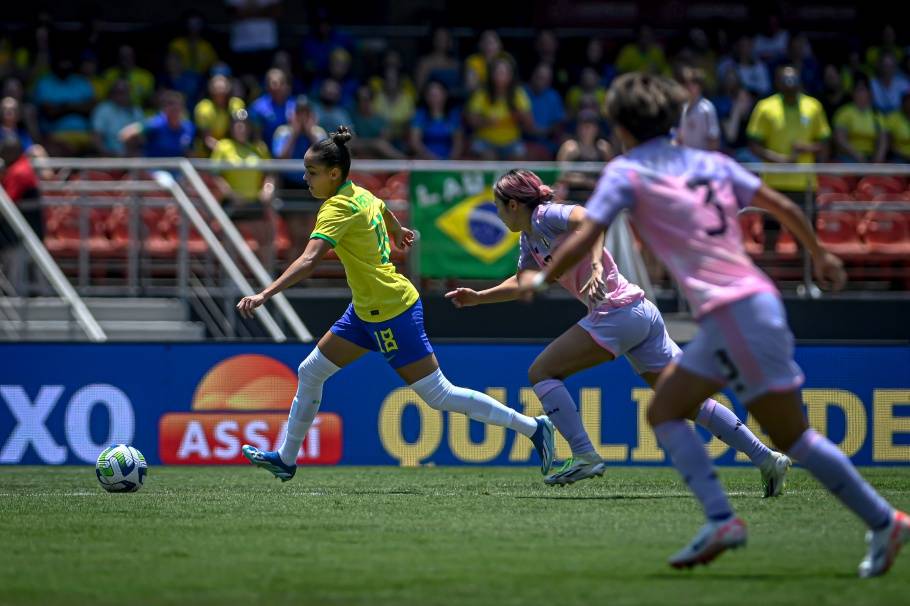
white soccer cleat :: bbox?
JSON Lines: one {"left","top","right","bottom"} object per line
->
{"left": 858, "top": 510, "right": 910, "bottom": 578}
{"left": 544, "top": 452, "right": 606, "bottom": 486}
{"left": 760, "top": 451, "right": 792, "bottom": 498}
{"left": 668, "top": 517, "right": 747, "bottom": 569}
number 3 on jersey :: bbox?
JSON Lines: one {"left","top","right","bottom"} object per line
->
{"left": 687, "top": 177, "right": 727, "bottom": 236}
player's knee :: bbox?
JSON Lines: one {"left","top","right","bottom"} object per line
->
{"left": 527, "top": 360, "right": 554, "bottom": 385}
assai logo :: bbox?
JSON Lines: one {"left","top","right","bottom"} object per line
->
{"left": 158, "top": 354, "right": 342, "bottom": 465}
{"left": 435, "top": 187, "right": 520, "bottom": 264}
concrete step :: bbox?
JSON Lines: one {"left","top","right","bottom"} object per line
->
{"left": 0, "top": 297, "right": 189, "bottom": 322}
{"left": 0, "top": 319, "right": 206, "bottom": 341}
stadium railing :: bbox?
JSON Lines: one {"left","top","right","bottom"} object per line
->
{"left": 0, "top": 183, "right": 106, "bottom": 341}
{"left": 18, "top": 158, "right": 910, "bottom": 340}
{"left": 28, "top": 158, "right": 313, "bottom": 342}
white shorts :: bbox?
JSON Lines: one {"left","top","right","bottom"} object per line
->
{"left": 678, "top": 292, "right": 805, "bottom": 404}
{"left": 578, "top": 298, "right": 680, "bottom": 375}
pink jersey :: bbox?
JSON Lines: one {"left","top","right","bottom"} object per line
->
{"left": 585, "top": 138, "right": 778, "bottom": 318}
{"left": 518, "top": 203, "right": 644, "bottom": 313}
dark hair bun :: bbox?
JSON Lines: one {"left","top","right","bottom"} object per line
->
{"left": 331, "top": 125, "right": 353, "bottom": 146}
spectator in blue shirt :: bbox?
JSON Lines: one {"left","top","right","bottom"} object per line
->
{"left": 249, "top": 68, "right": 294, "bottom": 145}
{"left": 272, "top": 95, "right": 327, "bottom": 188}
{"left": 309, "top": 48, "right": 359, "bottom": 110}
{"left": 91, "top": 79, "right": 143, "bottom": 156}
{"left": 33, "top": 55, "right": 96, "bottom": 154}
{"left": 409, "top": 80, "right": 463, "bottom": 159}
{"left": 1, "top": 97, "right": 34, "bottom": 153}
{"left": 119, "top": 90, "right": 194, "bottom": 157}
{"left": 313, "top": 79, "right": 352, "bottom": 134}
{"left": 524, "top": 63, "right": 566, "bottom": 156}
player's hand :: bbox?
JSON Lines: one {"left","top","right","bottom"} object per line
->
{"left": 393, "top": 227, "right": 416, "bottom": 249}
{"left": 516, "top": 270, "right": 544, "bottom": 302}
{"left": 445, "top": 287, "right": 480, "bottom": 308}
{"left": 581, "top": 264, "right": 608, "bottom": 302}
{"left": 812, "top": 250, "right": 847, "bottom": 291}
{"left": 236, "top": 292, "right": 269, "bottom": 319}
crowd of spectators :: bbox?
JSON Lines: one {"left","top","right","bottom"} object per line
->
{"left": 3, "top": 13, "right": 910, "bottom": 178}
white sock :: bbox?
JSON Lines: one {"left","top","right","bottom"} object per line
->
{"left": 694, "top": 398, "right": 771, "bottom": 467}
{"left": 411, "top": 369, "right": 538, "bottom": 437}
{"left": 278, "top": 348, "right": 340, "bottom": 465}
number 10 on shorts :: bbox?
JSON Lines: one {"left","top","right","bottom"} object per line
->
{"left": 374, "top": 329, "right": 399, "bottom": 354}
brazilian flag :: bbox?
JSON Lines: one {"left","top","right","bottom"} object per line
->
{"left": 410, "top": 170, "right": 556, "bottom": 278}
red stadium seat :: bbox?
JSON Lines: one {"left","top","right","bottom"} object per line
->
{"left": 860, "top": 212, "right": 910, "bottom": 254}
{"left": 855, "top": 176, "right": 907, "bottom": 199}
{"left": 775, "top": 227, "right": 799, "bottom": 257}
{"left": 815, "top": 192, "right": 854, "bottom": 209}
{"left": 348, "top": 171, "right": 385, "bottom": 193}
{"left": 738, "top": 213, "right": 764, "bottom": 256}
{"left": 273, "top": 215, "right": 291, "bottom": 257}
{"left": 815, "top": 211, "right": 865, "bottom": 256}
{"left": 817, "top": 175, "right": 854, "bottom": 195}
{"left": 380, "top": 172, "right": 409, "bottom": 200}
{"left": 43, "top": 205, "right": 81, "bottom": 256}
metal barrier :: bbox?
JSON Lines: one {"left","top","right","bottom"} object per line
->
{"left": 0, "top": 185, "right": 106, "bottom": 341}
{"left": 29, "top": 158, "right": 314, "bottom": 342}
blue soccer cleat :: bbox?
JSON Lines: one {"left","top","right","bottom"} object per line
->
{"left": 242, "top": 445, "right": 296, "bottom": 482}
{"left": 530, "top": 416, "right": 555, "bottom": 475}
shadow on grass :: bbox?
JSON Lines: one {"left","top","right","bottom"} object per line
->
{"left": 647, "top": 571, "right": 856, "bottom": 581}
{"left": 514, "top": 494, "right": 692, "bottom": 501}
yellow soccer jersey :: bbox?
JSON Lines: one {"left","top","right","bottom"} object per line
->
{"left": 747, "top": 93, "right": 831, "bottom": 192}
{"left": 311, "top": 181, "right": 419, "bottom": 322}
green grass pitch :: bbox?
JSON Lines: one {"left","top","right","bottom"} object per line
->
{"left": 1, "top": 466, "right": 908, "bottom": 605}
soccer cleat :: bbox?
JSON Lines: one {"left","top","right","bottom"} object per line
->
{"left": 544, "top": 452, "right": 606, "bottom": 486}
{"left": 242, "top": 445, "right": 296, "bottom": 482}
{"left": 530, "top": 416, "right": 555, "bottom": 475}
{"left": 760, "top": 451, "right": 792, "bottom": 498}
{"left": 858, "top": 510, "right": 910, "bottom": 578}
{"left": 668, "top": 517, "right": 747, "bottom": 569}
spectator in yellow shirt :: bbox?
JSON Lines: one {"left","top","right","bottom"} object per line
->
{"left": 466, "top": 57, "right": 533, "bottom": 160}
{"left": 211, "top": 109, "right": 276, "bottom": 266}
{"left": 747, "top": 65, "right": 830, "bottom": 250}
{"left": 168, "top": 11, "right": 218, "bottom": 77}
{"left": 102, "top": 45, "right": 155, "bottom": 108}
{"left": 565, "top": 66, "right": 607, "bottom": 120}
{"left": 833, "top": 74, "right": 886, "bottom": 163}
{"left": 615, "top": 26, "right": 670, "bottom": 75}
{"left": 884, "top": 91, "right": 910, "bottom": 162}
{"left": 194, "top": 74, "right": 245, "bottom": 152}
{"left": 465, "top": 30, "right": 512, "bottom": 93}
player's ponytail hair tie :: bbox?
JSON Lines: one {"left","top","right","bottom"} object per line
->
{"left": 537, "top": 184, "right": 554, "bottom": 202}
{"left": 311, "top": 124, "right": 354, "bottom": 181}
{"left": 493, "top": 169, "right": 552, "bottom": 209}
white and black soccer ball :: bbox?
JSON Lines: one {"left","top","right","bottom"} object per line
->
{"left": 95, "top": 444, "right": 148, "bottom": 493}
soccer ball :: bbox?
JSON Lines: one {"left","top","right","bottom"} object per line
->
{"left": 95, "top": 444, "right": 148, "bottom": 493}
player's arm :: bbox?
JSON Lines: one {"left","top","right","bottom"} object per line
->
{"left": 524, "top": 217, "right": 605, "bottom": 293}
{"left": 236, "top": 237, "right": 332, "bottom": 318}
{"left": 382, "top": 206, "right": 415, "bottom": 250}
{"left": 750, "top": 184, "right": 846, "bottom": 290}
{"left": 445, "top": 275, "right": 521, "bottom": 308}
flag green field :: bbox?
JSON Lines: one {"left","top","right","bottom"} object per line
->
{"left": 1, "top": 466, "right": 908, "bottom": 605}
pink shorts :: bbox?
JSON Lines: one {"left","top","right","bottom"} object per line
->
{"left": 678, "top": 292, "right": 805, "bottom": 404}
{"left": 578, "top": 298, "right": 680, "bottom": 375}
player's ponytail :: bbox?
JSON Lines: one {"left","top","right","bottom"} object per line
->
{"left": 493, "top": 169, "right": 553, "bottom": 209}
{"left": 310, "top": 124, "right": 353, "bottom": 181}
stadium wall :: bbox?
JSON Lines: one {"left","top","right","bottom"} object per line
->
{"left": 1, "top": 343, "right": 908, "bottom": 467}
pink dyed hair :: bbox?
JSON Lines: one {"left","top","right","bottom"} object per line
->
{"left": 493, "top": 169, "right": 554, "bottom": 208}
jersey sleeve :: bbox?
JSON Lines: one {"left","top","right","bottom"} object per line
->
{"left": 517, "top": 233, "right": 540, "bottom": 271}
{"left": 584, "top": 163, "right": 635, "bottom": 227}
{"left": 533, "top": 203, "right": 574, "bottom": 236}
{"left": 725, "top": 157, "right": 762, "bottom": 208}
{"left": 311, "top": 197, "right": 353, "bottom": 247}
